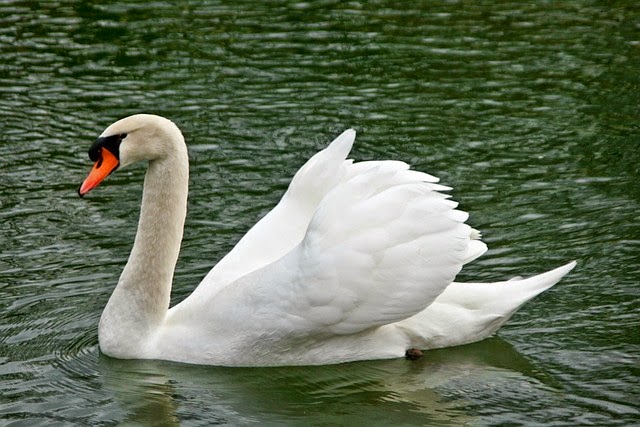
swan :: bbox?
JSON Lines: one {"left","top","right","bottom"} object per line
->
{"left": 78, "top": 114, "right": 575, "bottom": 367}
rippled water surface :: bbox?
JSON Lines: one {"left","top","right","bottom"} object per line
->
{"left": 1, "top": 1, "right": 638, "bottom": 425}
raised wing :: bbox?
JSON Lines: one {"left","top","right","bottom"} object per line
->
{"left": 209, "top": 161, "right": 486, "bottom": 340}
{"left": 173, "top": 130, "right": 356, "bottom": 309}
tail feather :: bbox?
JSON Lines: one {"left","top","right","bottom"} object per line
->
{"left": 394, "top": 261, "right": 577, "bottom": 350}
{"left": 438, "top": 261, "right": 577, "bottom": 312}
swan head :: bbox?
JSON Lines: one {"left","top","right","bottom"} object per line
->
{"left": 78, "top": 114, "right": 183, "bottom": 196}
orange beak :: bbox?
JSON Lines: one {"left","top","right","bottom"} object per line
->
{"left": 78, "top": 148, "right": 119, "bottom": 197}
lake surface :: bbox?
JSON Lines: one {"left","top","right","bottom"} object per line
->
{"left": 1, "top": 1, "right": 638, "bottom": 425}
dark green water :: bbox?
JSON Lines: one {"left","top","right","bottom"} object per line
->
{"left": 1, "top": 1, "right": 638, "bottom": 425}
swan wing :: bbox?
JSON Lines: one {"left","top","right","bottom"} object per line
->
{"left": 210, "top": 162, "right": 485, "bottom": 339}
{"left": 177, "top": 130, "right": 356, "bottom": 306}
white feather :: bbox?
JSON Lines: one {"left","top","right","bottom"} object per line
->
{"left": 86, "top": 115, "right": 576, "bottom": 366}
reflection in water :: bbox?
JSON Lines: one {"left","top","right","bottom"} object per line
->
{"left": 98, "top": 338, "right": 549, "bottom": 425}
{"left": 100, "top": 360, "right": 180, "bottom": 426}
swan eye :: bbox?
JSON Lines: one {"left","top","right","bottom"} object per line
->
{"left": 89, "top": 133, "right": 126, "bottom": 162}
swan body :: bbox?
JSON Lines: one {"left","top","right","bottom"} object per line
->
{"left": 79, "top": 114, "right": 575, "bottom": 366}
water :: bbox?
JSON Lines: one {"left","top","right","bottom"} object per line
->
{"left": 1, "top": 1, "right": 638, "bottom": 425}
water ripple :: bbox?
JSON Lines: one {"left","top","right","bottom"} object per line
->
{"left": 1, "top": 1, "right": 638, "bottom": 425}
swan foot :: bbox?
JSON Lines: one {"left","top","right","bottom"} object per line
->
{"left": 405, "top": 348, "right": 423, "bottom": 360}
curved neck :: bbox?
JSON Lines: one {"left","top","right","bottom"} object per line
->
{"left": 99, "top": 140, "right": 189, "bottom": 357}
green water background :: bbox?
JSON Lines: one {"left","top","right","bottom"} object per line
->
{"left": 0, "top": 1, "right": 638, "bottom": 425}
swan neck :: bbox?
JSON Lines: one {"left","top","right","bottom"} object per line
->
{"left": 129, "top": 156, "right": 188, "bottom": 304}
{"left": 99, "top": 137, "right": 188, "bottom": 355}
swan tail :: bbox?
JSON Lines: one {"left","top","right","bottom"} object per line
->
{"left": 394, "top": 261, "right": 577, "bottom": 350}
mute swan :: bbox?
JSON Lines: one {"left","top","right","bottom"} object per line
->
{"left": 79, "top": 114, "right": 575, "bottom": 367}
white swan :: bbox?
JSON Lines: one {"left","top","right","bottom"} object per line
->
{"left": 79, "top": 114, "right": 575, "bottom": 367}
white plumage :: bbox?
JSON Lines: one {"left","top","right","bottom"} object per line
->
{"left": 80, "top": 114, "right": 575, "bottom": 366}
